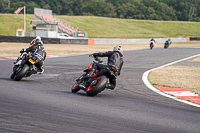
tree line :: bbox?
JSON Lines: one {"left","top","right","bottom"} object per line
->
{"left": 0, "top": 0, "right": 200, "bottom": 21}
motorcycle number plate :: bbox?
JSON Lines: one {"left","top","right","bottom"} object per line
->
{"left": 29, "top": 58, "right": 36, "bottom": 64}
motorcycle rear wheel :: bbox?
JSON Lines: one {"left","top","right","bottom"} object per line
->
{"left": 86, "top": 76, "right": 107, "bottom": 97}
{"left": 14, "top": 64, "right": 29, "bottom": 81}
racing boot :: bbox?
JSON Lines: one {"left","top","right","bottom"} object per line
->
{"left": 37, "top": 66, "right": 44, "bottom": 75}
{"left": 105, "top": 83, "right": 115, "bottom": 90}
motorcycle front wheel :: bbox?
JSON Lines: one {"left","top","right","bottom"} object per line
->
{"left": 14, "top": 64, "right": 29, "bottom": 81}
{"left": 164, "top": 44, "right": 169, "bottom": 49}
{"left": 10, "top": 73, "right": 15, "bottom": 79}
{"left": 71, "top": 82, "right": 81, "bottom": 93}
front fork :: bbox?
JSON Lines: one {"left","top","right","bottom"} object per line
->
{"left": 30, "top": 65, "right": 38, "bottom": 74}
{"left": 76, "top": 73, "right": 97, "bottom": 86}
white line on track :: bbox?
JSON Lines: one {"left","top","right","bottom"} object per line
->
{"left": 142, "top": 53, "right": 200, "bottom": 108}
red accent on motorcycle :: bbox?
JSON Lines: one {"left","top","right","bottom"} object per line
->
{"left": 84, "top": 68, "right": 92, "bottom": 71}
{"left": 97, "top": 77, "right": 102, "bottom": 83}
{"left": 84, "top": 63, "right": 93, "bottom": 72}
{"left": 32, "top": 56, "right": 36, "bottom": 61}
{"left": 73, "top": 83, "right": 79, "bottom": 89}
{"left": 91, "top": 73, "right": 97, "bottom": 78}
{"left": 112, "top": 67, "right": 117, "bottom": 72}
{"left": 87, "top": 77, "right": 102, "bottom": 91}
{"left": 87, "top": 63, "right": 93, "bottom": 68}
{"left": 88, "top": 86, "right": 93, "bottom": 91}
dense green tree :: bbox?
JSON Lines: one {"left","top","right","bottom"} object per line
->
{"left": 0, "top": 0, "right": 199, "bottom": 21}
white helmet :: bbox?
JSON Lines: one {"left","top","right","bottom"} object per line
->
{"left": 113, "top": 45, "right": 123, "bottom": 55}
{"left": 36, "top": 36, "right": 41, "bottom": 41}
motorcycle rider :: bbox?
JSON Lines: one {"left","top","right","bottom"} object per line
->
{"left": 166, "top": 38, "right": 172, "bottom": 44}
{"left": 150, "top": 38, "right": 156, "bottom": 43}
{"left": 150, "top": 38, "right": 156, "bottom": 49}
{"left": 79, "top": 45, "right": 124, "bottom": 90}
{"left": 15, "top": 36, "right": 46, "bottom": 74}
{"left": 30, "top": 36, "right": 43, "bottom": 46}
{"left": 164, "top": 38, "right": 172, "bottom": 48}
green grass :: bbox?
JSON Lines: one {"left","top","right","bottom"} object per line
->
{"left": 0, "top": 14, "right": 35, "bottom": 36}
{"left": 0, "top": 14, "right": 200, "bottom": 38}
{"left": 58, "top": 16, "right": 200, "bottom": 38}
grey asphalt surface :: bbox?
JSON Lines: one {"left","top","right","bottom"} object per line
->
{"left": 0, "top": 47, "right": 200, "bottom": 133}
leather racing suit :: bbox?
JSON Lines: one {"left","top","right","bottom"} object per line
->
{"left": 90, "top": 51, "right": 124, "bottom": 89}
{"left": 25, "top": 41, "right": 46, "bottom": 72}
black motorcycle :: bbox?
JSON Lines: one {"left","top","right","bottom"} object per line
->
{"left": 11, "top": 51, "right": 39, "bottom": 81}
{"left": 150, "top": 41, "right": 155, "bottom": 50}
{"left": 71, "top": 55, "right": 116, "bottom": 96}
{"left": 164, "top": 39, "right": 172, "bottom": 49}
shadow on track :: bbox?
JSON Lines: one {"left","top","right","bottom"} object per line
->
{"left": 0, "top": 77, "right": 41, "bottom": 83}
{"left": 0, "top": 77, "right": 13, "bottom": 81}
{"left": 57, "top": 90, "right": 113, "bottom": 98}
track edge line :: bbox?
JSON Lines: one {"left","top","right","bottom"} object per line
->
{"left": 142, "top": 54, "right": 200, "bottom": 108}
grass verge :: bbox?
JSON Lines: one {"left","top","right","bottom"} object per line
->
{"left": 1, "top": 14, "right": 200, "bottom": 38}
{"left": 149, "top": 66, "right": 200, "bottom": 95}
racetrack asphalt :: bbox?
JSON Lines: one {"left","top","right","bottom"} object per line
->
{"left": 0, "top": 47, "right": 200, "bottom": 133}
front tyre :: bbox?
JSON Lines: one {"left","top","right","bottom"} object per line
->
{"left": 86, "top": 76, "right": 107, "bottom": 97}
{"left": 10, "top": 73, "right": 15, "bottom": 79}
{"left": 164, "top": 44, "right": 169, "bottom": 49}
{"left": 14, "top": 64, "right": 29, "bottom": 81}
{"left": 71, "top": 82, "right": 81, "bottom": 93}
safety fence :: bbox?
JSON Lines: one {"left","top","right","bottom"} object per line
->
{"left": 0, "top": 35, "right": 196, "bottom": 45}
{"left": 0, "top": 35, "right": 92, "bottom": 45}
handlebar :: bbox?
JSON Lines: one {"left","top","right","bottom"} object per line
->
{"left": 89, "top": 54, "right": 103, "bottom": 63}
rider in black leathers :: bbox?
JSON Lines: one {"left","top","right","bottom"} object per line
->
{"left": 79, "top": 45, "right": 124, "bottom": 90}
{"left": 19, "top": 36, "right": 46, "bottom": 74}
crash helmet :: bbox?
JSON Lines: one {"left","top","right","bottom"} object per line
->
{"left": 151, "top": 38, "right": 155, "bottom": 41}
{"left": 36, "top": 36, "right": 41, "bottom": 41}
{"left": 113, "top": 45, "right": 123, "bottom": 55}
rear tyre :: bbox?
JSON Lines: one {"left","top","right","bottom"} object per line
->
{"left": 71, "top": 82, "right": 81, "bottom": 93}
{"left": 14, "top": 64, "right": 29, "bottom": 81}
{"left": 86, "top": 76, "right": 107, "bottom": 97}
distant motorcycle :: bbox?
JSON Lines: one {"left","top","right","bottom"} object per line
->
{"left": 164, "top": 39, "right": 172, "bottom": 49}
{"left": 11, "top": 51, "right": 38, "bottom": 81}
{"left": 71, "top": 55, "right": 116, "bottom": 96}
{"left": 150, "top": 41, "right": 155, "bottom": 50}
